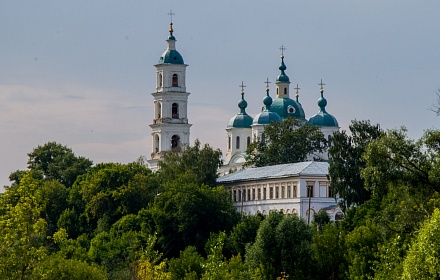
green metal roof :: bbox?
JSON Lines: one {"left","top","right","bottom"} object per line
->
{"left": 271, "top": 97, "right": 306, "bottom": 120}
{"left": 309, "top": 91, "right": 338, "bottom": 127}
{"left": 158, "top": 49, "right": 184, "bottom": 64}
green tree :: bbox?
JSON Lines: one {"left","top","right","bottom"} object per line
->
{"left": 36, "top": 254, "right": 108, "bottom": 280}
{"left": 143, "top": 180, "right": 239, "bottom": 258}
{"left": 328, "top": 119, "right": 383, "bottom": 210}
{"left": 11, "top": 142, "right": 93, "bottom": 188}
{"left": 0, "top": 172, "right": 48, "bottom": 279}
{"left": 312, "top": 223, "right": 347, "bottom": 280}
{"left": 225, "top": 214, "right": 264, "bottom": 257}
{"left": 168, "top": 246, "right": 205, "bottom": 280}
{"left": 246, "top": 211, "right": 314, "bottom": 280}
{"left": 245, "top": 117, "right": 327, "bottom": 167}
{"left": 345, "top": 220, "right": 383, "bottom": 280}
{"left": 158, "top": 139, "right": 223, "bottom": 187}
{"left": 65, "top": 162, "right": 156, "bottom": 235}
{"left": 401, "top": 208, "right": 440, "bottom": 279}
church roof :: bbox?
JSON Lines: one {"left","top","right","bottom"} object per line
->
{"left": 228, "top": 89, "right": 253, "bottom": 128}
{"left": 309, "top": 86, "right": 338, "bottom": 127}
{"left": 252, "top": 87, "right": 281, "bottom": 125}
{"left": 217, "top": 161, "right": 329, "bottom": 184}
{"left": 158, "top": 22, "right": 184, "bottom": 65}
{"left": 271, "top": 97, "right": 306, "bottom": 120}
{"left": 159, "top": 49, "right": 184, "bottom": 64}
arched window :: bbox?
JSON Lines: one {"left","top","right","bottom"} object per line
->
{"left": 159, "top": 73, "right": 163, "bottom": 88}
{"left": 228, "top": 136, "right": 231, "bottom": 150}
{"left": 172, "top": 74, "right": 178, "bottom": 87}
{"left": 328, "top": 135, "right": 332, "bottom": 147}
{"left": 172, "top": 103, "right": 179, "bottom": 119}
{"left": 236, "top": 136, "right": 240, "bottom": 149}
{"left": 171, "top": 135, "right": 180, "bottom": 148}
{"left": 247, "top": 136, "right": 251, "bottom": 147}
{"left": 261, "top": 133, "right": 265, "bottom": 142}
{"left": 284, "top": 88, "right": 287, "bottom": 95}
{"left": 155, "top": 102, "right": 162, "bottom": 119}
{"left": 276, "top": 88, "right": 279, "bottom": 95}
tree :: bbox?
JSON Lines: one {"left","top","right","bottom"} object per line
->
{"left": 245, "top": 118, "right": 327, "bottom": 167}
{"left": 328, "top": 120, "right": 384, "bottom": 210}
{"left": 143, "top": 180, "right": 239, "bottom": 259}
{"left": 246, "top": 211, "right": 314, "bottom": 280}
{"left": 312, "top": 223, "right": 347, "bottom": 280}
{"left": 401, "top": 208, "right": 440, "bottom": 279}
{"left": 157, "top": 139, "right": 223, "bottom": 187}
{"left": 66, "top": 162, "right": 156, "bottom": 235}
{"left": 9, "top": 142, "right": 93, "bottom": 188}
{"left": 0, "top": 172, "right": 48, "bottom": 279}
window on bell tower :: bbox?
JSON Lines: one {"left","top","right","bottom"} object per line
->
{"left": 159, "top": 73, "right": 163, "bottom": 88}
{"left": 236, "top": 136, "right": 240, "bottom": 149}
{"left": 172, "top": 103, "right": 179, "bottom": 119}
{"left": 171, "top": 135, "right": 180, "bottom": 149}
{"left": 172, "top": 74, "right": 178, "bottom": 87}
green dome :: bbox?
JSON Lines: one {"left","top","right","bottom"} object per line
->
{"left": 252, "top": 110, "right": 281, "bottom": 125}
{"left": 159, "top": 49, "right": 184, "bottom": 64}
{"left": 271, "top": 97, "right": 306, "bottom": 120}
{"left": 252, "top": 89, "right": 281, "bottom": 125}
{"left": 228, "top": 114, "right": 254, "bottom": 128}
{"left": 309, "top": 90, "right": 339, "bottom": 127}
{"left": 227, "top": 92, "right": 253, "bottom": 128}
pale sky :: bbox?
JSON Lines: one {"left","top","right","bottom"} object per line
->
{"left": 1, "top": 1, "right": 439, "bottom": 189}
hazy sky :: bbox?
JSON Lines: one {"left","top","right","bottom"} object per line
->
{"left": 1, "top": 1, "right": 439, "bottom": 189}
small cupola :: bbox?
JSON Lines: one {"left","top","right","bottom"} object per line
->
{"left": 309, "top": 79, "right": 339, "bottom": 127}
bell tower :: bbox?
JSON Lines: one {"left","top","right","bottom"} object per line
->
{"left": 148, "top": 17, "right": 191, "bottom": 170}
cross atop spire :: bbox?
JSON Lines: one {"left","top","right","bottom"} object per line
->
{"left": 167, "top": 10, "right": 175, "bottom": 23}
{"left": 294, "top": 83, "right": 300, "bottom": 101}
{"left": 318, "top": 79, "right": 326, "bottom": 90}
{"left": 279, "top": 45, "right": 286, "bottom": 57}
{"left": 264, "top": 77, "right": 271, "bottom": 90}
{"left": 239, "top": 81, "right": 246, "bottom": 93}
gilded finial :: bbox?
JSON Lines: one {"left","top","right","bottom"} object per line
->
{"left": 167, "top": 10, "right": 175, "bottom": 33}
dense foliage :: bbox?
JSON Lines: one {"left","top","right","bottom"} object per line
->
{"left": 245, "top": 117, "right": 327, "bottom": 167}
{"left": 3, "top": 123, "right": 440, "bottom": 279}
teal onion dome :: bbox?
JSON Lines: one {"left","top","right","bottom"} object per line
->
{"left": 276, "top": 56, "right": 290, "bottom": 83}
{"left": 309, "top": 89, "right": 339, "bottom": 127}
{"left": 252, "top": 89, "right": 281, "bottom": 125}
{"left": 227, "top": 92, "right": 253, "bottom": 128}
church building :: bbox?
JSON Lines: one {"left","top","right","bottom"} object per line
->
{"left": 147, "top": 20, "right": 343, "bottom": 220}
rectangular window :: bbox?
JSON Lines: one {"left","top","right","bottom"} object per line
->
{"left": 307, "top": 185, "right": 314, "bottom": 198}
{"left": 292, "top": 184, "right": 297, "bottom": 198}
{"left": 281, "top": 185, "right": 285, "bottom": 199}
{"left": 263, "top": 187, "right": 267, "bottom": 200}
{"left": 258, "top": 188, "right": 261, "bottom": 200}
{"left": 270, "top": 187, "right": 273, "bottom": 199}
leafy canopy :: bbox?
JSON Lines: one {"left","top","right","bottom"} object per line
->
{"left": 245, "top": 118, "right": 326, "bottom": 167}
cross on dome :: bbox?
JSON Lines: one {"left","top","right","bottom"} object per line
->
{"left": 279, "top": 45, "right": 286, "bottom": 57}
{"left": 264, "top": 77, "right": 271, "bottom": 90}
{"left": 239, "top": 81, "right": 246, "bottom": 93}
{"left": 318, "top": 79, "right": 326, "bottom": 90}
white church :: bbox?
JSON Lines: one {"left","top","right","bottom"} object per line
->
{"left": 147, "top": 21, "right": 343, "bottom": 221}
